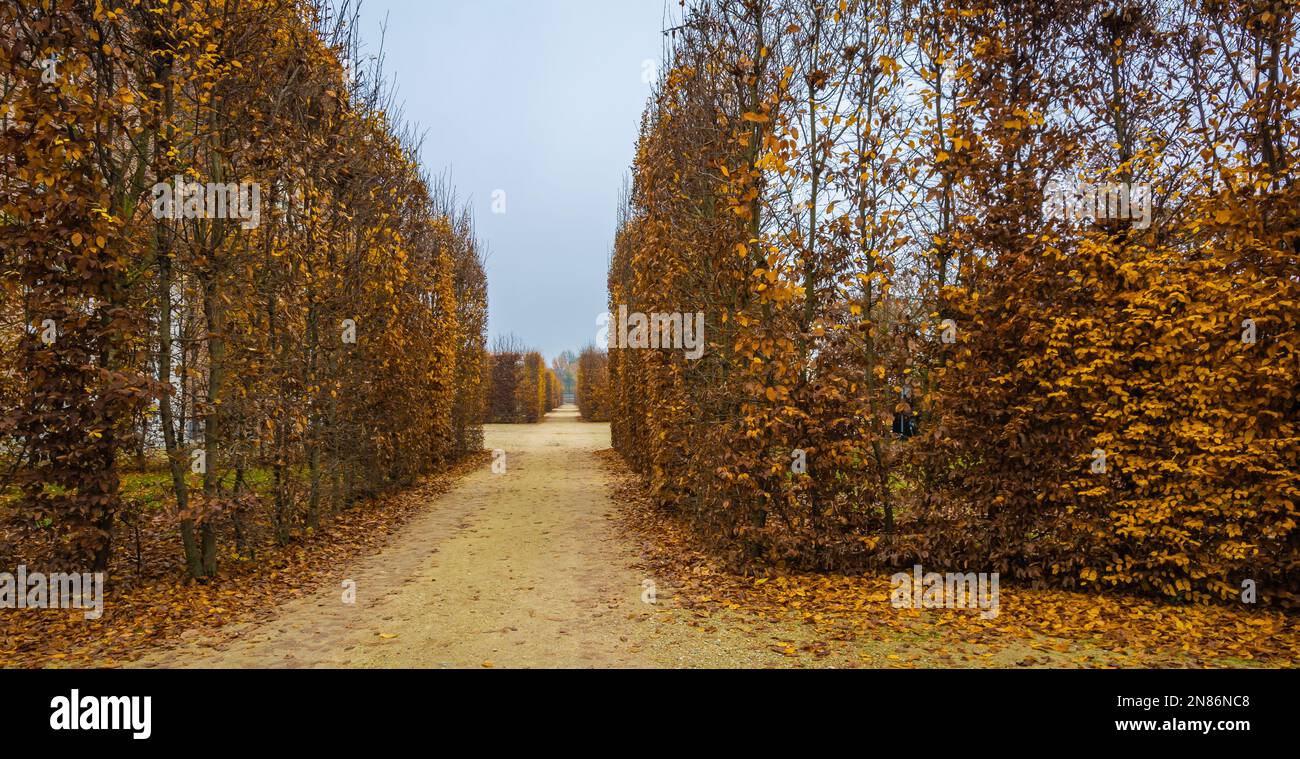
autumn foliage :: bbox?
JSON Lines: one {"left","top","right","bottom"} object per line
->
{"left": 610, "top": 0, "right": 1299, "bottom": 605}
{"left": 543, "top": 367, "right": 561, "bottom": 412}
{"left": 484, "top": 337, "right": 553, "bottom": 424}
{"left": 0, "top": 0, "right": 487, "bottom": 580}
{"left": 576, "top": 346, "right": 609, "bottom": 422}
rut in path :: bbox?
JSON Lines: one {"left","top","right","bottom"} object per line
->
{"left": 132, "top": 406, "right": 745, "bottom": 668}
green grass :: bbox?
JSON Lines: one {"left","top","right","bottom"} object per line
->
{"left": 1, "top": 462, "right": 300, "bottom": 518}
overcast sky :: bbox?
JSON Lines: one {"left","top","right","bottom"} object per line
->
{"left": 354, "top": 0, "right": 674, "bottom": 360}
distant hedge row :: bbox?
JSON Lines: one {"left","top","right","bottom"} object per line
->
{"left": 484, "top": 341, "right": 558, "bottom": 424}
{"left": 576, "top": 347, "right": 609, "bottom": 422}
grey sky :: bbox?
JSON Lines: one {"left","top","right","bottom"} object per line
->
{"left": 355, "top": 0, "right": 674, "bottom": 360}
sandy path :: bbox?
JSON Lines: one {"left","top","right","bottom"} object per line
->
{"left": 132, "top": 406, "right": 769, "bottom": 668}
{"left": 127, "top": 405, "right": 1210, "bottom": 669}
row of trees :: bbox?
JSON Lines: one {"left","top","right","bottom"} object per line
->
{"left": 576, "top": 346, "right": 609, "bottom": 422}
{"left": 611, "top": 0, "right": 1298, "bottom": 605}
{"left": 545, "top": 366, "right": 562, "bottom": 411}
{"left": 483, "top": 335, "right": 559, "bottom": 423}
{"left": 0, "top": 0, "right": 488, "bottom": 578}
{"left": 551, "top": 350, "right": 578, "bottom": 402}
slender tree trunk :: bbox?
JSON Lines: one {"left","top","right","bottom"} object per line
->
{"left": 305, "top": 196, "right": 322, "bottom": 529}
{"left": 199, "top": 274, "right": 224, "bottom": 576}
{"left": 267, "top": 293, "right": 291, "bottom": 543}
{"left": 150, "top": 53, "right": 202, "bottom": 578}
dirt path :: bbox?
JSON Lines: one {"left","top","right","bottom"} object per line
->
{"left": 132, "top": 406, "right": 1271, "bottom": 669}
{"left": 131, "top": 406, "right": 790, "bottom": 668}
